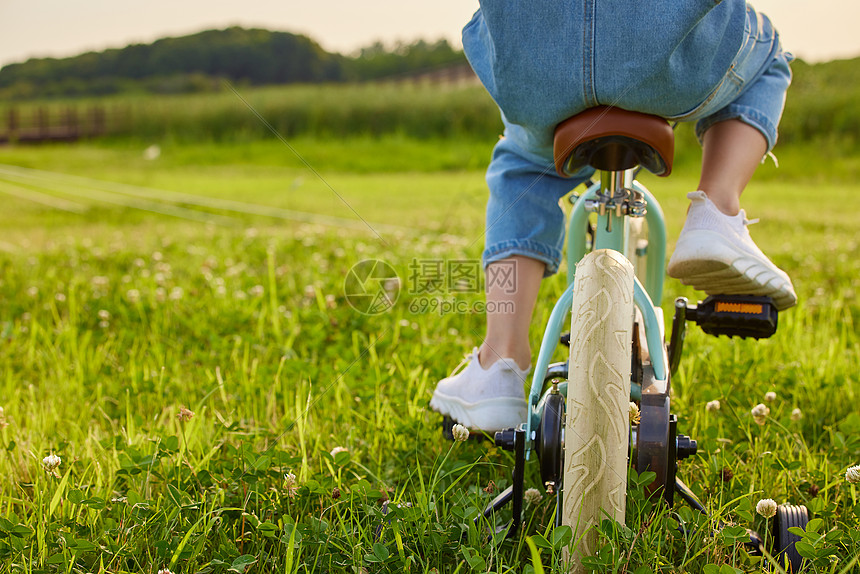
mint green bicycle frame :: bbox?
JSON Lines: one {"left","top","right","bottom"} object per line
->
{"left": 524, "top": 172, "right": 670, "bottom": 453}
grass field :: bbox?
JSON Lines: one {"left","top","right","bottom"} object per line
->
{"left": 0, "top": 135, "right": 858, "bottom": 573}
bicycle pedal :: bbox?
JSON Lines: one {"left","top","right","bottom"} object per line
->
{"left": 687, "top": 295, "right": 778, "bottom": 339}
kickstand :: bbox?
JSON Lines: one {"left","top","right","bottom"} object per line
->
{"left": 476, "top": 428, "right": 525, "bottom": 538}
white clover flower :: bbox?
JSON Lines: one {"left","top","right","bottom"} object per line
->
{"left": 142, "top": 145, "right": 161, "bottom": 161}
{"left": 42, "top": 454, "right": 62, "bottom": 472}
{"left": 97, "top": 309, "right": 110, "bottom": 321}
{"left": 524, "top": 488, "right": 543, "bottom": 505}
{"left": 303, "top": 285, "right": 316, "bottom": 300}
{"left": 790, "top": 408, "right": 802, "bottom": 422}
{"left": 330, "top": 446, "right": 349, "bottom": 457}
{"left": 451, "top": 423, "right": 470, "bottom": 442}
{"left": 169, "top": 287, "right": 184, "bottom": 301}
{"left": 755, "top": 498, "right": 778, "bottom": 518}
{"left": 26, "top": 286, "right": 38, "bottom": 297}
{"left": 177, "top": 406, "right": 194, "bottom": 422}
{"left": 846, "top": 465, "right": 860, "bottom": 484}
{"left": 249, "top": 285, "right": 265, "bottom": 297}
{"left": 628, "top": 402, "right": 640, "bottom": 425}
{"left": 706, "top": 400, "right": 721, "bottom": 412}
{"left": 126, "top": 289, "right": 141, "bottom": 302}
{"left": 325, "top": 294, "right": 336, "bottom": 309}
{"left": 751, "top": 403, "right": 770, "bottom": 426}
{"left": 226, "top": 265, "right": 245, "bottom": 278}
{"left": 91, "top": 276, "right": 109, "bottom": 287}
{"left": 55, "top": 293, "right": 66, "bottom": 302}
{"left": 284, "top": 472, "right": 299, "bottom": 498}
{"left": 157, "top": 569, "right": 173, "bottom": 574}
{"left": 764, "top": 391, "right": 777, "bottom": 402}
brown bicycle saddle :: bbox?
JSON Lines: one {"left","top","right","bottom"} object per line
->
{"left": 553, "top": 106, "right": 674, "bottom": 178}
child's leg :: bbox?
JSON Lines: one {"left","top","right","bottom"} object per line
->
{"left": 477, "top": 255, "right": 544, "bottom": 371}
{"left": 668, "top": 116, "right": 796, "bottom": 310}
{"left": 428, "top": 255, "right": 544, "bottom": 431}
{"left": 668, "top": 9, "right": 796, "bottom": 311}
{"left": 697, "top": 119, "right": 767, "bottom": 216}
{"left": 429, "top": 138, "right": 582, "bottom": 431}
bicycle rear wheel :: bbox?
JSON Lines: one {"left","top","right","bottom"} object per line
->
{"left": 563, "top": 249, "right": 635, "bottom": 571}
{"left": 773, "top": 504, "right": 809, "bottom": 572}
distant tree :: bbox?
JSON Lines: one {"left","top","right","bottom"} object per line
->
{"left": 343, "top": 38, "right": 466, "bottom": 81}
{"left": 0, "top": 27, "right": 345, "bottom": 98}
{"left": 0, "top": 28, "right": 466, "bottom": 99}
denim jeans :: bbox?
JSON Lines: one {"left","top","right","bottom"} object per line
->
{"left": 467, "top": 1, "right": 793, "bottom": 276}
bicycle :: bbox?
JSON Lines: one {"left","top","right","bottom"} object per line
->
{"left": 452, "top": 106, "right": 809, "bottom": 571}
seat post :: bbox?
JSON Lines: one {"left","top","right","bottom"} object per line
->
{"left": 598, "top": 169, "right": 631, "bottom": 234}
{"left": 600, "top": 169, "right": 625, "bottom": 198}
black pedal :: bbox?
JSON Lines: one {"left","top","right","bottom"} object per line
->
{"left": 687, "top": 295, "right": 778, "bottom": 339}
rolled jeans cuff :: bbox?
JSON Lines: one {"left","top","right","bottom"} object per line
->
{"left": 483, "top": 239, "right": 562, "bottom": 278}
{"left": 695, "top": 103, "right": 779, "bottom": 152}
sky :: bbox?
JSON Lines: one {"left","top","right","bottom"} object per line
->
{"left": 1, "top": 0, "right": 858, "bottom": 69}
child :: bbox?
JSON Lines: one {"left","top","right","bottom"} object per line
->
{"left": 430, "top": 0, "right": 796, "bottom": 432}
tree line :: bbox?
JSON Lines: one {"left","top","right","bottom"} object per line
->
{"left": 0, "top": 27, "right": 467, "bottom": 100}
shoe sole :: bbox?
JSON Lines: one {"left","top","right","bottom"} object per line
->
{"left": 430, "top": 391, "right": 527, "bottom": 433}
{"left": 668, "top": 229, "right": 797, "bottom": 311}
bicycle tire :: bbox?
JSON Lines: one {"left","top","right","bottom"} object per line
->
{"left": 562, "top": 249, "right": 635, "bottom": 570}
{"left": 773, "top": 504, "right": 808, "bottom": 572}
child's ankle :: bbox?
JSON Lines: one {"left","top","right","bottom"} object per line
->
{"left": 698, "top": 188, "right": 740, "bottom": 216}
{"left": 478, "top": 345, "right": 530, "bottom": 371}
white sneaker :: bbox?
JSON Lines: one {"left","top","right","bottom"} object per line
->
{"left": 668, "top": 191, "right": 797, "bottom": 310}
{"left": 429, "top": 348, "right": 530, "bottom": 432}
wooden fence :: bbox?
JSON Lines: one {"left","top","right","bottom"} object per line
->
{"left": 0, "top": 106, "right": 108, "bottom": 144}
